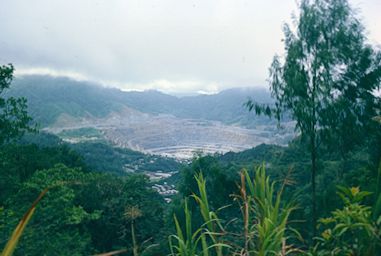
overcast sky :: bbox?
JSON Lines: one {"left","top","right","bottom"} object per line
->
{"left": 0, "top": 0, "right": 380, "bottom": 95}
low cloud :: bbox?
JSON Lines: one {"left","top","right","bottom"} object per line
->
{"left": 2, "top": 0, "right": 380, "bottom": 94}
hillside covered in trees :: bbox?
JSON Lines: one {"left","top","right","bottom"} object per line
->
{"left": 7, "top": 76, "right": 273, "bottom": 128}
{"left": 1, "top": 0, "right": 381, "bottom": 255}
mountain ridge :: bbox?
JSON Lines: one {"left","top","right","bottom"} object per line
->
{"left": 8, "top": 75, "right": 274, "bottom": 127}
{"left": 7, "top": 75, "right": 295, "bottom": 159}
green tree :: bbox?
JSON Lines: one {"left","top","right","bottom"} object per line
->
{"left": 0, "top": 142, "right": 86, "bottom": 205}
{"left": 76, "top": 173, "right": 165, "bottom": 254}
{"left": 247, "top": 0, "right": 381, "bottom": 237}
{"left": 0, "top": 164, "right": 100, "bottom": 255}
{"left": 0, "top": 64, "right": 35, "bottom": 145}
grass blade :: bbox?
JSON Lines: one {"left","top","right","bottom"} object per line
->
{"left": 1, "top": 188, "right": 49, "bottom": 256}
{"left": 92, "top": 249, "right": 128, "bottom": 256}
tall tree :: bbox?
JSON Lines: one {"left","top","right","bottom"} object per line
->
{"left": 0, "top": 64, "right": 35, "bottom": 145}
{"left": 247, "top": 0, "right": 381, "bottom": 238}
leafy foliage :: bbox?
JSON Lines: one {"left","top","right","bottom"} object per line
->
{"left": 70, "top": 141, "right": 181, "bottom": 175}
{"left": 0, "top": 164, "right": 99, "bottom": 255}
{"left": 312, "top": 187, "right": 381, "bottom": 255}
{"left": 1, "top": 0, "right": 381, "bottom": 252}
{"left": 246, "top": 0, "right": 381, "bottom": 237}
{"left": 0, "top": 64, "right": 35, "bottom": 145}
{"left": 1, "top": 188, "right": 49, "bottom": 256}
{"left": 170, "top": 166, "right": 296, "bottom": 255}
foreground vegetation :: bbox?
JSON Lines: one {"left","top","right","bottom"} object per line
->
{"left": 1, "top": 142, "right": 380, "bottom": 255}
{"left": 1, "top": 0, "right": 381, "bottom": 255}
{"left": 0, "top": 108, "right": 380, "bottom": 255}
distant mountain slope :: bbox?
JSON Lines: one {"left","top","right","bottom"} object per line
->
{"left": 7, "top": 76, "right": 126, "bottom": 126}
{"left": 8, "top": 75, "right": 275, "bottom": 127}
{"left": 118, "top": 87, "right": 274, "bottom": 126}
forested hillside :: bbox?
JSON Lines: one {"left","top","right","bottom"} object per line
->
{"left": 3, "top": 128, "right": 379, "bottom": 255}
{"left": 8, "top": 76, "right": 273, "bottom": 127}
{"left": 7, "top": 76, "right": 293, "bottom": 159}
{"left": 1, "top": 0, "right": 381, "bottom": 255}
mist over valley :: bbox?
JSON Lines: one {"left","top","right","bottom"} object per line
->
{"left": 9, "top": 75, "right": 295, "bottom": 160}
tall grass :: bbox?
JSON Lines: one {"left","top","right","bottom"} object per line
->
{"left": 241, "top": 166, "right": 296, "bottom": 255}
{"left": 192, "top": 173, "right": 227, "bottom": 256}
{"left": 169, "top": 198, "right": 203, "bottom": 256}
{"left": 169, "top": 186, "right": 230, "bottom": 256}
{"left": 169, "top": 165, "right": 296, "bottom": 256}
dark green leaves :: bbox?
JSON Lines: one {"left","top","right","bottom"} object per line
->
{"left": 0, "top": 64, "right": 35, "bottom": 145}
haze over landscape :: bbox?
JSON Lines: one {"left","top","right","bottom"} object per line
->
{"left": 7, "top": 75, "right": 295, "bottom": 159}
{"left": 1, "top": 0, "right": 381, "bottom": 255}
{"left": 1, "top": 0, "right": 380, "bottom": 95}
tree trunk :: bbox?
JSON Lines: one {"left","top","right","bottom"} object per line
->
{"left": 311, "top": 134, "right": 317, "bottom": 239}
